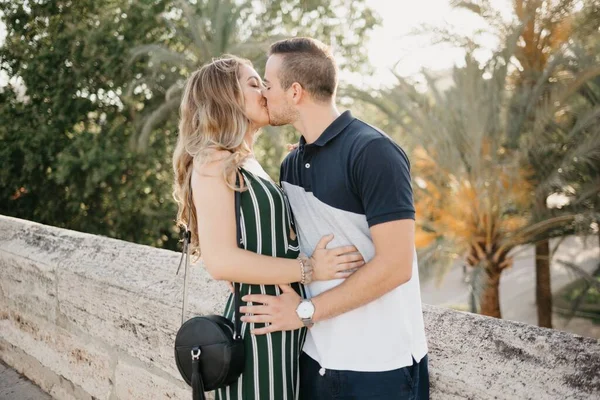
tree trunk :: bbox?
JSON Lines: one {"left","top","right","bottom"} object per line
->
{"left": 479, "top": 266, "right": 502, "bottom": 318}
{"left": 536, "top": 239, "right": 553, "bottom": 328}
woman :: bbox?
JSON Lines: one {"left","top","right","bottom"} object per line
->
{"left": 172, "top": 56, "right": 365, "bottom": 400}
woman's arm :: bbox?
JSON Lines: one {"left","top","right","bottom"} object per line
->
{"left": 193, "top": 157, "right": 365, "bottom": 284}
{"left": 193, "top": 161, "right": 303, "bottom": 284}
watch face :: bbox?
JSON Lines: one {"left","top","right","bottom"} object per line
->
{"left": 297, "top": 301, "right": 315, "bottom": 319}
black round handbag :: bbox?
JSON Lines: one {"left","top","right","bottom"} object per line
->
{"left": 173, "top": 174, "right": 246, "bottom": 400}
{"left": 174, "top": 290, "right": 245, "bottom": 397}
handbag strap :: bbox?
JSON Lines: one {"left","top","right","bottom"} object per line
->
{"left": 232, "top": 171, "right": 243, "bottom": 340}
{"left": 178, "top": 168, "right": 243, "bottom": 340}
{"left": 191, "top": 350, "right": 206, "bottom": 400}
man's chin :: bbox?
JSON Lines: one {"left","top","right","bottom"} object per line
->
{"left": 267, "top": 116, "right": 288, "bottom": 127}
{"left": 268, "top": 121, "right": 287, "bottom": 127}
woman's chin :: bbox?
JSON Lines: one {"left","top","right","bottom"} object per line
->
{"left": 252, "top": 120, "right": 269, "bottom": 130}
{"left": 248, "top": 107, "right": 271, "bottom": 129}
{"left": 252, "top": 114, "right": 270, "bottom": 129}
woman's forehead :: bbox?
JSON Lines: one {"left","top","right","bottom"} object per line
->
{"left": 239, "top": 64, "right": 260, "bottom": 80}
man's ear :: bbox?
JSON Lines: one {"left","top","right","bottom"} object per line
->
{"left": 290, "top": 82, "right": 304, "bottom": 105}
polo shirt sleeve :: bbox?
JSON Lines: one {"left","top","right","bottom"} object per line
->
{"left": 279, "top": 158, "right": 285, "bottom": 187}
{"left": 279, "top": 155, "right": 296, "bottom": 230}
{"left": 352, "top": 137, "right": 415, "bottom": 227}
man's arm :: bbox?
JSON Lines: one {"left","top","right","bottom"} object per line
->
{"left": 312, "top": 136, "right": 416, "bottom": 321}
{"left": 241, "top": 136, "right": 416, "bottom": 334}
{"left": 239, "top": 220, "right": 414, "bottom": 334}
{"left": 311, "top": 219, "right": 414, "bottom": 322}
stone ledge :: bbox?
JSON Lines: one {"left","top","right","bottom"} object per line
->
{"left": 1, "top": 215, "right": 599, "bottom": 399}
{"left": 0, "top": 357, "right": 52, "bottom": 400}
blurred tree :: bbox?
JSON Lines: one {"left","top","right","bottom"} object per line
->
{"left": 347, "top": 31, "right": 600, "bottom": 318}
{"left": 128, "top": 0, "right": 378, "bottom": 178}
{"left": 0, "top": 0, "right": 378, "bottom": 248}
{"left": 0, "top": 0, "right": 183, "bottom": 248}
{"left": 451, "top": 0, "right": 600, "bottom": 327}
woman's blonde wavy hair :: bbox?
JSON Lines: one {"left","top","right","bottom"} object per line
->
{"left": 172, "top": 55, "right": 253, "bottom": 257}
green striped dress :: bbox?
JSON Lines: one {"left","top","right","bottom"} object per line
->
{"left": 215, "top": 166, "right": 307, "bottom": 400}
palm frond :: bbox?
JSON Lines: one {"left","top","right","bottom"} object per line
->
{"left": 508, "top": 50, "right": 566, "bottom": 143}
{"left": 229, "top": 36, "right": 287, "bottom": 60}
{"left": 129, "top": 0, "right": 274, "bottom": 152}
{"left": 416, "top": 238, "right": 461, "bottom": 285}
{"left": 570, "top": 179, "right": 600, "bottom": 207}
{"left": 136, "top": 96, "right": 181, "bottom": 152}
{"left": 177, "top": 0, "right": 211, "bottom": 60}
{"left": 165, "top": 80, "right": 186, "bottom": 102}
{"left": 128, "top": 44, "right": 193, "bottom": 68}
{"left": 450, "top": 0, "right": 483, "bottom": 15}
{"left": 505, "top": 214, "right": 580, "bottom": 248}
{"left": 556, "top": 259, "right": 600, "bottom": 291}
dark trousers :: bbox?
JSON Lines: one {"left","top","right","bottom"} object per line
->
{"left": 300, "top": 352, "right": 429, "bottom": 400}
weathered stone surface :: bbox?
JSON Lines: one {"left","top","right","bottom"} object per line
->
{"left": 0, "top": 243, "right": 58, "bottom": 324}
{"left": 0, "top": 339, "right": 93, "bottom": 400}
{"left": 114, "top": 360, "right": 191, "bottom": 400}
{"left": 425, "top": 306, "right": 600, "bottom": 399}
{"left": 1, "top": 308, "right": 113, "bottom": 399}
{"left": 0, "top": 357, "right": 52, "bottom": 400}
{"left": 1, "top": 215, "right": 599, "bottom": 399}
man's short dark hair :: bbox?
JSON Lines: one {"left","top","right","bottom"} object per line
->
{"left": 268, "top": 37, "right": 337, "bottom": 102}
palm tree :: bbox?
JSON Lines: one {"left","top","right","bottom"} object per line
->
{"left": 126, "top": 0, "right": 277, "bottom": 152}
{"left": 505, "top": 0, "right": 599, "bottom": 328}
{"left": 346, "top": 29, "right": 600, "bottom": 318}
{"left": 450, "top": 0, "right": 600, "bottom": 329}
{"left": 384, "top": 0, "right": 599, "bottom": 324}
{"left": 127, "top": 0, "right": 380, "bottom": 154}
{"left": 410, "top": 45, "right": 539, "bottom": 318}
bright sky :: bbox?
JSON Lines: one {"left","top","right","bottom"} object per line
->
{"left": 0, "top": 1, "right": 514, "bottom": 89}
{"left": 357, "top": 0, "right": 513, "bottom": 87}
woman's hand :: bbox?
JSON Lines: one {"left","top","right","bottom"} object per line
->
{"left": 310, "top": 234, "right": 365, "bottom": 281}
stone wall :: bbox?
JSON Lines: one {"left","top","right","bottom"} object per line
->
{"left": 1, "top": 215, "right": 599, "bottom": 399}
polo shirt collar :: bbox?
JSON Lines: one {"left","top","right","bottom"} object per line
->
{"left": 299, "top": 110, "right": 355, "bottom": 147}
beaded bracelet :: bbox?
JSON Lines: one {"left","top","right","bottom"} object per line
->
{"left": 298, "top": 254, "right": 314, "bottom": 285}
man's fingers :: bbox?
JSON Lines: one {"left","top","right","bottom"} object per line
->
{"left": 338, "top": 253, "right": 364, "bottom": 263}
{"left": 335, "top": 271, "right": 355, "bottom": 279}
{"left": 239, "top": 305, "right": 269, "bottom": 314}
{"left": 252, "top": 325, "right": 278, "bottom": 335}
{"left": 333, "top": 246, "right": 360, "bottom": 256}
{"left": 315, "top": 234, "right": 334, "bottom": 250}
{"left": 241, "top": 314, "right": 273, "bottom": 324}
{"left": 226, "top": 282, "right": 234, "bottom": 293}
{"left": 336, "top": 261, "right": 365, "bottom": 272}
{"left": 279, "top": 284, "right": 294, "bottom": 293}
{"left": 242, "top": 294, "right": 276, "bottom": 304}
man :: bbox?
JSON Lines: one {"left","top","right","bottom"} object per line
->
{"left": 239, "top": 37, "right": 429, "bottom": 399}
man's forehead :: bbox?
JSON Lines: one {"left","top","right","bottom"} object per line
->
{"left": 265, "top": 54, "right": 283, "bottom": 78}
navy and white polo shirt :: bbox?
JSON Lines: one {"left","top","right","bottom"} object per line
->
{"left": 280, "top": 110, "right": 428, "bottom": 372}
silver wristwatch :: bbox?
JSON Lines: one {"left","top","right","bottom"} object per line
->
{"left": 296, "top": 299, "right": 315, "bottom": 328}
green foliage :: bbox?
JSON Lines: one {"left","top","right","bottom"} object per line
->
{"left": 0, "top": 0, "right": 378, "bottom": 249}
{"left": 347, "top": 29, "right": 600, "bottom": 299}
{"left": 0, "top": 0, "right": 179, "bottom": 248}
{"left": 129, "top": 0, "right": 379, "bottom": 168}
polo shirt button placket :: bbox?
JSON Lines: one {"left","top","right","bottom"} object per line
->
{"left": 301, "top": 148, "right": 313, "bottom": 191}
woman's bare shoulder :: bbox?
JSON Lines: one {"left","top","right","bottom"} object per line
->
{"left": 192, "top": 150, "right": 232, "bottom": 179}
